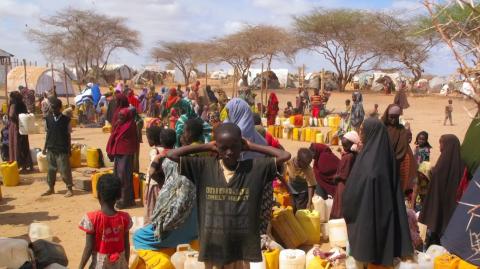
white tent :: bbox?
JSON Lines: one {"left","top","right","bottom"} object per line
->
{"left": 242, "top": 68, "right": 290, "bottom": 88}
{"left": 210, "top": 70, "right": 228, "bottom": 79}
{"left": 372, "top": 72, "right": 403, "bottom": 91}
{"left": 105, "top": 64, "right": 134, "bottom": 80}
{"left": 7, "top": 66, "right": 75, "bottom": 96}
{"left": 173, "top": 69, "right": 197, "bottom": 84}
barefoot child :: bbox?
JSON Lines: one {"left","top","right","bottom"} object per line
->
{"left": 414, "top": 131, "right": 432, "bottom": 164}
{"left": 41, "top": 98, "right": 74, "bottom": 197}
{"left": 79, "top": 174, "right": 132, "bottom": 269}
{"left": 284, "top": 148, "right": 316, "bottom": 211}
{"left": 444, "top": 99, "right": 453, "bottom": 126}
{"left": 167, "top": 123, "right": 290, "bottom": 268}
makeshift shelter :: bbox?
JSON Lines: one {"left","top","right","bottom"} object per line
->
{"left": 372, "top": 72, "right": 403, "bottom": 91}
{"left": 306, "top": 71, "right": 338, "bottom": 91}
{"left": 240, "top": 68, "right": 291, "bottom": 88}
{"left": 173, "top": 69, "right": 197, "bottom": 84}
{"left": 7, "top": 66, "right": 75, "bottom": 96}
{"left": 210, "top": 70, "right": 228, "bottom": 80}
{"left": 0, "top": 49, "right": 13, "bottom": 88}
{"left": 105, "top": 64, "right": 134, "bottom": 81}
{"left": 132, "top": 70, "right": 163, "bottom": 85}
{"left": 250, "top": 71, "right": 280, "bottom": 89}
{"left": 429, "top": 76, "right": 449, "bottom": 93}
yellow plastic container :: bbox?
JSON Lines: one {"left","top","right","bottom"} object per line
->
{"left": 2, "top": 103, "right": 7, "bottom": 114}
{"left": 102, "top": 124, "right": 112, "bottom": 133}
{"left": 295, "top": 209, "right": 321, "bottom": 244}
{"left": 310, "top": 129, "right": 318, "bottom": 143}
{"left": 0, "top": 162, "right": 20, "bottom": 187}
{"left": 307, "top": 257, "right": 331, "bottom": 269}
{"left": 303, "top": 116, "right": 310, "bottom": 127}
{"left": 458, "top": 259, "right": 477, "bottom": 269}
{"left": 87, "top": 148, "right": 101, "bottom": 168}
{"left": 289, "top": 116, "right": 295, "bottom": 126}
{"left": 136, "top": 249, "right": 175, "bottom": 269}
{"left": 268, "top": 125, "right": 275, "bottom": 136}
{"left": 316, "top": 132, "right": 324, "bottom": 143}
{"left": 328, "top": 116, "right": 341, "bottom": 129}
{"left": 434, "top": 254, "right": 460, "bottom": 269}
{"left": 304, "top": 128, "right": 312, "bottom": 142}
{"left": 300, "top": 128, "right": 306, "bottom": 141}
{"left": 264, "top": 248, "right": 280, "bottom": 269}
{"left": 70, "top": 118, "right": 78, "bottom": 128}
{"left": 274, "top": 192, "right": 291, "bottom": 207}
{"left": 271, "top": 207, "right": 308, "bottom": 248}
{"left": 293, "top": 128, "right": 300, "bottom": 141}
{"left": 91, "top": 170, "right": 113, "bottom": 198}
{"left": 69, "top": 148, "right": 82, "bottom": 168}
{"left": 328, "top": 130, "right": 339, "bottom": 146}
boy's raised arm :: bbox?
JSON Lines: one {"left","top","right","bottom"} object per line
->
{"left": 245, "top": 140, "right": 291, "bottom": 165}
{"left": 167, "top": 142, "right": 216, "bottom": 162}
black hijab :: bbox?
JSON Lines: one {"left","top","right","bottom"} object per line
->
{"left": 419, "top": 134, "right": 464, "bottom": 236}
{"left": 343, "top": 117, "right": 413, "bottom": 266}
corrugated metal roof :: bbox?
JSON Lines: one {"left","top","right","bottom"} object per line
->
{"left": 0, "top": 49, "right": 14, "bottom": 58}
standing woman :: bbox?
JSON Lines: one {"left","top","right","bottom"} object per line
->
{"left": 343, "top": 118, "right": 412, "bottom": 267}
{"left": 106, "top": 104, "right": 138, "bottom": 209}
{"left": 8, "top": 91, "right": 33, "bottom": 172}
{"left": 266, "top": 92, "right": 279, "bottom": 126}
{"left": 350, "top": 91, "right": 365, "bottom": 131}
{"left": 419, "top": 134, "right": 464, "bottom": 246}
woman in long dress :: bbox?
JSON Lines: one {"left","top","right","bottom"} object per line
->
{"left": 343, "top": 117, "right": 412, "bottom": 266}
{"left": 8, "top": 91, "right": 33, "bottom": 172}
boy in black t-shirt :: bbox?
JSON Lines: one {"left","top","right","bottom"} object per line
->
{"left": 168, "top": 123, "right": 290, "bottom": 268}
{"left": 41, "top": 98, "right": 73, "bottom": 197}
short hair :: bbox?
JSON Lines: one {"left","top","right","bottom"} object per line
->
{"left": 97, "top": 174, "right": 121, "bottom": 203}
{"left": 185, "top": 118, "right": 204, "bottom": 142}
{"left": 146, "top": 126, "right": 162, "bottom": 146}
{"left": 214, "top": 122, "right": 242, "bottom": 140}
{"left": 253, "top": 113, "right": 262, "bottom": 125}
{"left": 448, "top": 99, "right": 453, "bottom": 103}
{"left": 297, "top": 148, "right": 313, "bottom": 161}
{"left": 50, "top": 98, "right": 62, "bottom": 109}
{"left": 160, "top": 128, "right": 176, "bottom": 148}
{"left": 345, "top": 99, "right": 351, "bottom": 104}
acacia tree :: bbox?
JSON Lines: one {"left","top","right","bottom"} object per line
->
{"left": 254, "top": 25, "right": 299, "bottom": 71}
{"left": 294, "top": 9, "right": 384, "bottom": 91}
{"left": 375, "top": 13, "right": 436, "bottom": 85}
{"left": 28, "top": 8, "right": 141, "bottom": 80}
{"left": 151, "top": 42, "right": 209, "bottom": 86}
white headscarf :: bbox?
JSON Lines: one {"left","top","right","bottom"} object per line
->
{"left": 344, "top": 130, "right": 361, "bottom": 152}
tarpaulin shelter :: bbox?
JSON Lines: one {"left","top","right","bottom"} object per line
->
{"left": 7, "top": 66, "right": 75, "bottom": 96}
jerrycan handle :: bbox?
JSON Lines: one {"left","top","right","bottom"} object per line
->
{"left": 176, "top": 244, "right": 191, "bottom": 252}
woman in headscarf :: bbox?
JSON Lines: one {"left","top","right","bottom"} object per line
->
{"left": 163, "top": 88, "right": 180, "bottom": 116}
{"left": 343, "top": 117, "right": 413, "bottom": 266}
{"left": 350, "top": 91, "right": 365, "bottom": 131}
{"left": 174, "top": 99, "right": 211, "bottom": 147}
{"left": 382, "top": 104, "right": 416, "bottom": 191}
{"left": 127, "top": 88, "right": 140, "bottom": 112}
{"left": 309, "top": 143, "right": 340, "bottom": 198}
{"left": 106, "top": 107, "right": 139, "bottom": 209}
{"left": 330, "top": 131, "right": 360, "bottom": 219}
{"left": 111, "top": 93, "right": 130, "bottom": 125}
{"left": 8, "top": 91, "right": 33, "bottom": 172}
{"left": 393, "top": 81, "right": 410, "bottom": 111}
{"left": 266, "top": 92, "right": 279, "bottom": 126}
{"left": 146, "top": 86, "right": 159, "bottom": 117}
{"left": 138, "top": 87, "right": 148, "bottom": 113}
{"left": 419, "top": 134, "right": 465, "bottom": 246}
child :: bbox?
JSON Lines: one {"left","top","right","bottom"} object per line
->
{"left": 284, "top": 101, "right": 294, "bottom": 117}
{"left": 405, "top": 189, "right": 423, "bottom": 250}
{"left": 41, "top": 98, "right": 74, "bottom": 197}
{"left": 181, "top": 118, "right": 206, "bottom": 147}
{"left": 310, "top": 88, "right": 323, "bottom": 118}
{"left": 284, "top": 148, "right": 316, "bottom": 211}
{"left": 145, "top": 128, "right": 176, "bottom": 223}
{"left": 411, "top": 161, "right": 431, "bottom": 211}
{"left": 1, "top": 116, "right": 9, "bottom": 161}
{"left": 444, "top": 99, "right": 453, "bottom": 126}
{"left": 414, "top": 131, "right": 431, "bottom": 164}
{"left": 79, "top": 174, "right": 132, "bottom": 269}
{"left": 369, "top": 104, "right": 380, "bottom": 119}
{"left": 167, "top": 123, "right": 290, "bottom": 268}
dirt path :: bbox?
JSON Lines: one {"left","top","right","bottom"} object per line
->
{"left": 0, "top": 91, "right": 476, "bottom": 266}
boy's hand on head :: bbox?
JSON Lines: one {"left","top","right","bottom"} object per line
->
{"left": 207, "top": 141, "right": 218, "bottom": 152}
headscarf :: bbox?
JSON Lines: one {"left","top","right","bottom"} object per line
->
{"left": 310, "top": 143, "right": 340, "bottom": 196}
{"left": 165, "top": 88, "right": 180, "bottom": 109}
{"left": 343, "top": 118, "right": 413, "bottom": 266}
{"left": 111, "top": 93, "right": 129, "bottom": 125}
{"left": 138, "top": 87, "right": 148, "bottom": 112}
{"left": 419, "top": 134, "right": 465, "bottom": 236}
{"left": 460, "top": 116, "right": 480, "bottom": 175}
{"left": 175, "top": 99, "right": 212, "bottom": 146}
{"left": 382, "top": 104, "right": 409, "bottom": 161}
{"left": 350, "top": 91, "right": 365, "bottom": 128}
{"left": 127, "top": 90, "right": 140, "bottom": 111}
{"left": 106, "top": 108, "right": 138, "bottom": 156}
{"left": 267, "top": 92, "right": 279, "bottom": 115}
{"left": 115, "top": 82, "right": 123, "bottom": 92}
{"left": 343, "top": 131, "right": 360, "bottom": 152}
{"left": 224, "top": 98, "right": 267, "bottom": 159}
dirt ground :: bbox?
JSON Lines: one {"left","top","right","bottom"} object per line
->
{"left": 0, "top": 89, "right": 476, "bottom": 266}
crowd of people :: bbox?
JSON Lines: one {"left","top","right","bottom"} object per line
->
{"left": 2, "top": 80, "right": 478, "bottom": 269}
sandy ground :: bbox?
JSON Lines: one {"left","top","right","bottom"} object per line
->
{"left": 0, "top": 89, "right": 477, "bottom": 266}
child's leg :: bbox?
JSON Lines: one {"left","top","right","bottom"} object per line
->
{"left": 57, "top": 152, "right": 73, "bottom": 191}
{"left": 444, "top": 114, "right": 448, "bottom": 125}
{"left": 449, "top": 113, "right": 453, "bottom": 125}
{"left": 46, "top": 151, "right": 58, "bottom": 191}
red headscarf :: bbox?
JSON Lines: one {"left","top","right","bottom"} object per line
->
{"left": 267, "top": 92, "right": 279, "bottom": 114}
{"left": 127, "top": 90, "right": 140, "bottom": 110}
{"left": 166, "top": 88, "right": 180, "bottom": 109}
{"left": 111, "top": 93, "right": 129, "bottom": 125}
{"left": 310, "top": 143, "right": 340, "bottom": 196}
{"left": 107, "top": 108, "right": 138, "bottom": 156}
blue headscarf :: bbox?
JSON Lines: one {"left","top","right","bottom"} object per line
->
{"left": 224, "top": 98, "right": 267, "bottom": 160}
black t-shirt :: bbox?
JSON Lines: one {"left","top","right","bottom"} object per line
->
{"left": 180, "top": 156, "right": 276, "bottom": 265}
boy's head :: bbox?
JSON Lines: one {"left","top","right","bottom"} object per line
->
{"left": 214, "top": 123, "right": 243, "bottom": 166}
{"left": 448, "top": 99, "right": 453, "bottom": 104}
{"left": 287, "top": 101, "right": 293, "bottom": 107}
{"left": 146, "top": 126, "right": 162, "bottom": 147}
{"left": 182, "top": 118, "right": 204, "bottom": 145}
{"left": 253, "top": 113, "right": 262, "bottom": 126}
{"left": 97, "top": 174, "right": 121, "bottom": 205}
{"left": 160, "top": 128, "right": 176, "bottom": 149}
{"left": 374, "top": 104, "right": 379, "bottom": 109}
{"left": 296, "top": 148, "right": 313, "bottom": 169}
{"left": 50, "top": 98, "right": 63, "bottom": 116}
{"left": 415, "top": 131, "right": 429, "bottom": 147}
{"left": 345, "top": 99, "right": 351, "bottom": 106}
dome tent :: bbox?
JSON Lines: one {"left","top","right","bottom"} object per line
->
{"left": 7, "top": 66, "right": 75, "bottom": 97}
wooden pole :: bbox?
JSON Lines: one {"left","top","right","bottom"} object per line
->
{"left": 205, "top": 64, "right": 208, "bottom": 88}
{"left": 321, "top": 68, "right": 325, "bottom": 94}
{"left": 261, "top": 63, "right": 264, "bottom": 117}
{"left": 4, "top": 61, "right": 9, "bottom": 104}
{"left": 23, "top": 59, "right": 28, "bottom": 89}
{"left": 63, "top": 63, "right": 70, "bottom": 105}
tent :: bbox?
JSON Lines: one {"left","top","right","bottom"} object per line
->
{"left": 210, "top": 70, "right": 228, "bottom": 80}
{"left": 105, "top": 64, "right": 134, "bottom": 80}
{"left": 238, "top": 68, "right": 291, "bottom": 88}
{"left": 7, "top": 66, "right": 75, "bottom": 96}
{"left": 173, "top": 68, "right": 197, "bottom": 84}
{"left": 372, "top": 72, "right": 403, "bottom": 91}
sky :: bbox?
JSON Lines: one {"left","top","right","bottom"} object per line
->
{"left": 0, "top": 0, "right": 459, "bottom": 75}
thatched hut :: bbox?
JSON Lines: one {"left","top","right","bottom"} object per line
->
{"left": 7, "top": 66, "right": 75, "bottom": 96}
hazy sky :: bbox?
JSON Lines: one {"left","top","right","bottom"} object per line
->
{"left": 0, "top": 0, "right": 458, "bottom": 75}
